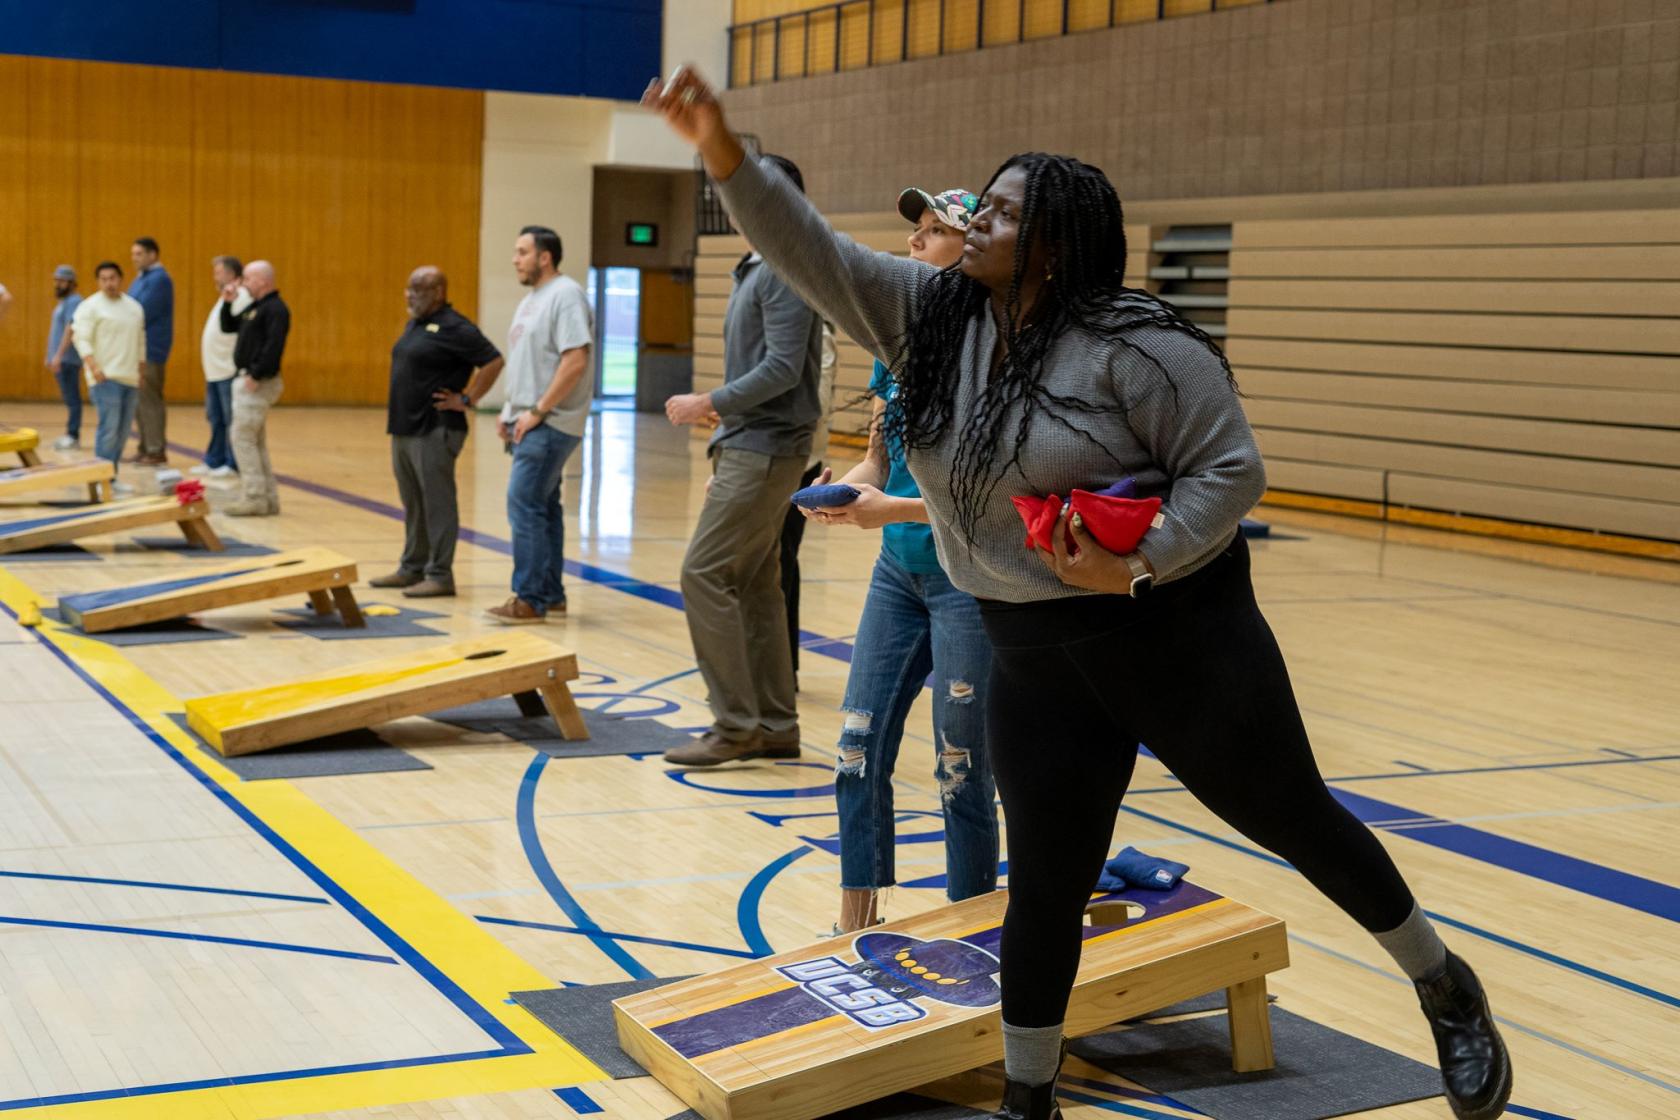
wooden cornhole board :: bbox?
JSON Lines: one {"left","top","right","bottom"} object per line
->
{"left": 614, "top": 881, "right": 1287, "bottom": 1120}
{"left": 0, "top": 496, "right": 221, "bottom": 554}
{"left": 0, "top": 427, "right": 43, "bottom": 467}
{"left": 183, "top": 631, "right": 589, "bottom": 757}
{"left": 57, "top": 547, "right": 362, "bottom": 633}
{"left": 0, "top": 458, "right": 116, "bottom": 503}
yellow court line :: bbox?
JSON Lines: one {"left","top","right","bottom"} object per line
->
{"left": 0, "top": 566, "right": 607, "bottom": 1120}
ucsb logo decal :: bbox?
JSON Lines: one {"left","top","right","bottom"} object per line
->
{"left": 775, "top": 932, "right": 1002, "bottom": 1030}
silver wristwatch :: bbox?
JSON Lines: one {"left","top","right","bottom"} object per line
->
{"left": 1123, "top": 552, "right": 1154, "bottom": 599}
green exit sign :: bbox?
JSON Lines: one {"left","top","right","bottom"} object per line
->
{"left": 626, "top": 222, "right": 659, "bottom": 247}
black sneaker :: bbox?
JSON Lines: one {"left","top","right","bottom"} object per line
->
{"left": 1415, "top": 952, "right": 1512, "bottom": 1120}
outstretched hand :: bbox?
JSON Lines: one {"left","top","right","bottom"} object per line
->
{"left": 641, "top": 66, "right": 746, "bottom": 181}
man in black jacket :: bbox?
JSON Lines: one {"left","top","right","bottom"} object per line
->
{"left": 222, "top": 260, "right": 290, "bottom": 516}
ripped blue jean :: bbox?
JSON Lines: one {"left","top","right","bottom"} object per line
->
{"left": 835, "top": 550, "right": 998, "bottom": 901}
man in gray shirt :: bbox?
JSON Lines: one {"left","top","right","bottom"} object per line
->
{"left": 663, "top": 153, "right": 823, "bottom": 766}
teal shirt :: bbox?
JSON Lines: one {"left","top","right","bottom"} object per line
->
{"left": 870, "top": 360, "right": 944, "bottom": 575}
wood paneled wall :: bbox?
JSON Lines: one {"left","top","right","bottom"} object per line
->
{"left": 1227, "top": 208, "right": 1680, "bottom": 544}
{"left": 0, "top": 54, "right": 483, "bottom": 407}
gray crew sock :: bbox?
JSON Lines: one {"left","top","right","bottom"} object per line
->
{"left": 1372, "top": 903, "right": 1449, "bottom": 981}
{"left": 1002, "top": 1021, "right": 1064, "bottom": 1087}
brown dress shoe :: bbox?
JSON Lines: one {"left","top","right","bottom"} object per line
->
{"left": 485, "top": 595, "right": 546, "bottom": 624}
{"left": 759, "top": 727, "right": 803, "bottom": 759}
{"left": 663, "top": 730, "right": 767, "bottom": 766}
{"left": 403, "top": 578, "right": 456, "bottom": 598}
{"left": 369, "top": 570, "right": 423, "bottom": 588}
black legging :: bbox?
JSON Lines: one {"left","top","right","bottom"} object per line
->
{"left": 981, "top": 533, "right": 1416, "bottom": 1027}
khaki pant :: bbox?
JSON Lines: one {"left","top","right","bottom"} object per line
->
{"left": 231, "top": 374, "right": 283, "bottom": 504}
{"left": 136, "top": 360, "right": 167, "bottom": 457}
{"left": 680, "top": 447, "right": 807, "bottom": 741}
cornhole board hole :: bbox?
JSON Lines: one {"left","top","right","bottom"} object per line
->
{"left": 614, "top": 881, "right": 1287, "bottom": 1120}
{"left": 0, "top": 427, "right": 43, "bottom": 467}
{"left": 0, "top": 496, "right": 221, "bottom": 554}
{"left": 184, "top": 631, "right": 589, "bottom": 757}
{"left": 0, "top": 459, "right": 115, "bottom": 503}
{"left": 58, "top": 547, "right": 361, "bottom": 633}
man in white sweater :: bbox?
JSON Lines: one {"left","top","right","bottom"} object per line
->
{"left": 71, "top": 261, "right": 146, "bottom": 489}
{"left": 196, "top": 255, "right": 251, "bottom": 477}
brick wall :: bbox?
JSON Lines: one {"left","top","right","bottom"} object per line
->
{"left": 719, "top": 0, "right": 1679, "bottom": 211}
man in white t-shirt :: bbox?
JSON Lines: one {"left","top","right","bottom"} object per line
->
{"left": 195, "top": 255, "right": 251, "bottom": 477}
{"left": 71, "top": 261, "right": 146, "bottom": 486}
{"left": 483, "top": 225, "right": 594, "bottom": 624}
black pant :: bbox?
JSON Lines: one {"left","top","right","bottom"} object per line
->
{"left": 980, "top": 533, "right": 1415, "bottom": 1027}
{"left": 780, "top": 461, "right": 823, "bottom": 675}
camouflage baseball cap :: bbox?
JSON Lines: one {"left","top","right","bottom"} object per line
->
{"left": 898, "top": 187, "right": 977, "bottom": 231}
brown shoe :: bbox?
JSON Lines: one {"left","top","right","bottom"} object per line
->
{"left": 402, "top": 578, "right": 455, "bottom": 598}
{"left": 485, "top": 595, "right": 546, "bottom": 624}
{"left": 663, "top": 730, "right": 767, "bottom": 766}
{"left": 369, "top": 570, "right": 423, "bottom": 588}
{"left": 137, "top": 453, "right": 168, "bottom": 466}
{"left": 760, "top": 727, "right": 803, "bottom": 759}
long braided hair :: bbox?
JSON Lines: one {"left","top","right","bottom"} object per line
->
{"left": 882, "top": 152, "right": 1235, "bottom": 546}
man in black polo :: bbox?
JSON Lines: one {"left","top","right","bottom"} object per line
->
{"left": 372, "top": 266, "right": 504, "bottom": 597}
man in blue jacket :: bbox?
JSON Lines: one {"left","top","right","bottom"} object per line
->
{"left": 128, "top": 236, "right": 174, "bottom": 465}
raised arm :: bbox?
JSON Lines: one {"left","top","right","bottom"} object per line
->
{"left": 643, "top": 67, "right": 929, "bottom": 364}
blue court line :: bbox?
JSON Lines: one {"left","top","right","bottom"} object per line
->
{"left": 0, "top": 914, "right": 398, "bottom": 965}
{"left": 1330, "top": 787, "right": 1680, "bottom": 923}
{"left": 1116, "top": 804, "right": 1679, "bottom": 1011}
{"left": 1125, "top": 751, "right": 1680, "bottom": 795}
{"left": 1054, "top": 1087, "right": 1188, "bottom": 1120}
{"left": 738, "top": 847, "right": 812, "bottom": 957}
{"left": 0, "top": 1046, "right": 518, "bottom": 1113}
{"left": 0, "top": 868, "right": 328, "bottom": 906}
{"left": 475, "top": 914, "right": 761, "bottom": 960}
{"left": 515, "top": 752, "right": 653, "bottom": 980}
{"left": 553, "top": 1085, "right": 604, "bottom": 1114}
{"left": 1057, "top": 1074, "right": 1200, "bottom": 1114}
{"left": 1505, "top": 1107, "right": 1576, "bottom": 1120}
{"left": 0, "top": 597, "right": 530, "bottom": 1111}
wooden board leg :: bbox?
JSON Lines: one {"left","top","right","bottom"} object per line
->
{"left": 307, "top": 589, "right": 334, "bottom": 615}
{"left": 89, "top": 480, "right": 112, "bottom": 503}
{"left": 330, "top": 586, "right": 366, "bottom": 628}
{"left": 539, "top": 681, "right": 590, "bottom": 741}
{"left": 1226, "top": 977, "right": 1275, "bottom": 1073}
{"left": 178, "top": 516, "right": 225, "bottom": 552}
{"left": 513, "top": 689, "right": 547, "bottom": 718}
{"left": 19, "top": 450, "right": 41, "bottom": 467}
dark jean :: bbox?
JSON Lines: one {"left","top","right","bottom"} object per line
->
{"left": 55, "top": 363, "right": 83, "bottom": 440}
{"left": 204, "top": 378, "right": 235, "bottom": 469}
{"left": 91, "top": 379, "right": 138, "bottom": 470}
{"left": 836, "top": 550, "right": 998, "bottom": 902}
{"left": 507, "top": 423, "right": 581, "bottom": 612}
{"left": 981, "top": 533, "right": 1416, "bottom": 1027}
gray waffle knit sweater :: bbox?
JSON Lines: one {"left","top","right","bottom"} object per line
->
{"left": 715, "top": 154, "right": 1266, "bottom": 603}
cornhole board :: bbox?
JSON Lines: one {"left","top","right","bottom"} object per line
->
{"left": 0, "top": 496, "right": 221, "bottom": 554}
{"left": 184, "top": 631, "right": 589, "bottom": 757}
{"left": 0, "top": 427, "right": 43, "bottom": 467}
{"left": 614, "top": 881, "right": 1287, "bottom": 1120}
{"left": 0, "top": 458, "right": 116, "bottom": 503}
{"left": 58, "top": 547, "right": 362, "bottom": 633}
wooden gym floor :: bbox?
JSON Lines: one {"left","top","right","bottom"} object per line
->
{"left": 0, "top": 401, "right": 1674, "bottom": 1120}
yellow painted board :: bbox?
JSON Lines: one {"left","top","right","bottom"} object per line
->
{"left": 0, "top": 457, "right": 115, "bottom": 501}
{"left": 184, "top": 631, "right": 584, "bottom": 756}
{"left": 58, "top": 546, "right": 360, "bottom": 633}
{"left": 0, "top": 496, "right": 220, "bottom": 554}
